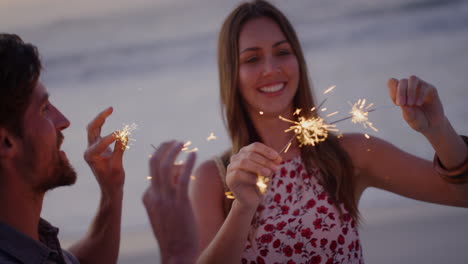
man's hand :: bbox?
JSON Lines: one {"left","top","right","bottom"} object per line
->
{"left": 143, "top": 141, "right": 198, "bottom": 264}
{"left": 84, "top": 107, "right": 125, "bottom": 196}
{"left": 69, "top": 107, "right": 125, "bottom": 264}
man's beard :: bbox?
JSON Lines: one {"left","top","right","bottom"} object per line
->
{"left": 37, "top": 150, "right": 77, "bottom": 193}
{"left": 20, "top": 131, "right": 78, "bottom": 193}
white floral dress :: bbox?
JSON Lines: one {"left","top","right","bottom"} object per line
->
{"left": 241, "top": 157, "right": 364, "bottom": 264}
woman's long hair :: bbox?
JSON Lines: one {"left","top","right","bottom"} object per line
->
{"left": 218, "top": 0, "right": 359, "bottom": 223}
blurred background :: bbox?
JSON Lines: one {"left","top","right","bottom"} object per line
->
{"left": 2, "top": 0, "right": 468, "bottom": 263}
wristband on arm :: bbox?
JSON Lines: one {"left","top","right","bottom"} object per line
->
{"left": 433, "top": 135, "right": 468, "bottom": 184}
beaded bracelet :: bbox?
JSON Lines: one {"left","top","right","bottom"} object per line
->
{"left": 433, "top": 135, "right": 468, "bottom": 184}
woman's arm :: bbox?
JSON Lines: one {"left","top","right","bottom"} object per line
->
{"left": 343, "top": 76, "right": 468, "bottom": 207}
{"left": 189, "top": 143, "right": 281, "bottom": 264}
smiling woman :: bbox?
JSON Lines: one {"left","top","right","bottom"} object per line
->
{"left": 189, "top": 1, "right": 468, "bottom": 264}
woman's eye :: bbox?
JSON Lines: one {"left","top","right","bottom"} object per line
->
{"left": 277, "top": 49, "right": 291, "bottom": 56}
{"left": 245, "top": 56, "right": 259, "bottom": 63}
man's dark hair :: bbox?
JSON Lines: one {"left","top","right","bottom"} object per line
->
{"left": 0, "top": 33, "right": 42, "bottom": 137}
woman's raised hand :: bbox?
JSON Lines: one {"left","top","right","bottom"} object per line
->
{"left": 226, "top": 142, "right": 282, "bottom": 211}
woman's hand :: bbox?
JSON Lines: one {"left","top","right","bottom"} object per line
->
{"left": 387, "top": 76, "right": 446, "bottom": 135}
{"left": 226, "top": 142, "right": 282, "bottom": 211}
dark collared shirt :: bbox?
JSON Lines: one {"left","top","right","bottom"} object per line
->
{"left": 0, "top": 219, "right": 79, "bottom": 264}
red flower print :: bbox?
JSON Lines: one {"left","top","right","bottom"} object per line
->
{"left": 274, "top": 193, "right": 281, "bottom": 203}
{"left": 277, "top": 179, "right": 284, "bottom": 187}
{"left": 281, "top": 205, "right": 289, "bottom": 215}
{"left": 290, "top": 170, "right": 296, "bottom": 178}
{"left": 313, "top": 218, "right": 322, "bottom": 230}
{"left": 280, "top": 167, "right": 287, "bottom": 177}
{"left": 287, "top": 261, "right": 296, "bottom": 264}
{"left": 330, "top": 240, "right": 337, "bottom": 251}
{"left": 317, "top": 206, "right": 328, "bottom": 214}
{"left": 241, "top": 258, "right": 247, "bottom": 264}
{"left": 301, "top": 228, "right": 312, "bottom": 239}
{"left": 355, "top": 240, "right": 360, "bottom": 251}
{"left": 276, "top": 221, "right": 286, "bottom": 230}
{"left": 306, "top": 198, "right": 316, "bottom": 209}
{"left": 310, "top": 255, "right": 322, "bottom": 264}
{"left": 338, "top": 248, "right": 344, "bottom": 255}
{"left": 318, "top": 192, "right": 327, "bottom": 200}
{"left": 260, "top": 234, "right": 273, "bottom": 244}
{"left": 288, "top": 218, "right": 296, "bottom": 223}
{"left": 342, "top": 227, "right": 348, "bottom": 235}
{"left": 328, "top": 212, "right": 335, "bottom": 220}
{"left": 338, "top": 235, "right": 345, "bottom": 245}
{"left": 327, "top": 198, "right": 334, "bottom": 205}
{"left": 326, "top": 258, "right": 334, "bottom": 264}
{"left": 260, "top": 249, "right": 268, "bottom": 257}
{"left": 264, "top": 224, "right": 275, "bottom": 232}
{"left": 297, "top": 164, "right": 303, "bottom": 173}
{"left": 320, "top": 238, "right": 328, "bottom": 247}
{"left": 257, "top": 205, "right": 265, "bottom": 212}
{"left": 286, "top": 183, "right": 293, "bottom": 193}
{"left": 283, "top": 245, "right": 293, "bottom": 257}
{"left": 351, "top": 220, "right": 356, "bottom": 228}
{"left": 294, "top": 242, "right": 303, "bottom": 254}
{"left": 310, "top": 238, "right": 317, "bottom": 248}
{"left": 293, "top": 209, "right": 300, "bottom": 216}
{"left": 256, "top": 256, "right": 265, "bottom": 264}
{"left": 343, "top": 213, "right": 351, "bottom": 222}
{"left": 348, "top": 241, "right": 355, "bottom": 251}
{"left": 286, "top": 229, "right": 296, "bottom": 239}
{"left": 273, "top": 239, "right": 281, "bottom": 248}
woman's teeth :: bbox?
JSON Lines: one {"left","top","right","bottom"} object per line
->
{"left": 259, "top": 83, "right": 284, "bottom": 93}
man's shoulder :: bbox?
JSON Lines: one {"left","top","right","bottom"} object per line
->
{"left": 0, "top": 248, "right": 22, "bottom": 264}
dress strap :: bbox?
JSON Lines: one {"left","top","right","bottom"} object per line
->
{"left": 213, "top": 155, "right": 234, "bottom": 217}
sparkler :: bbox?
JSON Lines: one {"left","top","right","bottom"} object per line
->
{"left": 279, "top": 115, "right": 338, "bottom": 147}
{"left": 256, "top": 174, "right": 270, "bottom": 195}
{"left": 323, "top": 85, "right": 337, "bottom": 95}
{"left": 114, "top": 123, "right": 137, "bottom": 150}
{"left": 225, "top": 191, "right": 235, "bottom": 199}
{"left": 349, "top": 99, "right": 378, "bottom": 132}
{"left": 206, "top": 132, "right": 217, "bottom": 141}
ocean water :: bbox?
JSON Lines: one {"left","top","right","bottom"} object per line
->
{"left": 2, "top": 0, "right": 468, "bottom": 261}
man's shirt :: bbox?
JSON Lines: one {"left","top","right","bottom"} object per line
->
{"left": 0, "top": 219, "right": 79, "bottom": 264}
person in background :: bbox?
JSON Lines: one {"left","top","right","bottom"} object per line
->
{"left": 143, "top": 141, "right": 198, "bottom": 264}
{"left": 189, "top": 1, "right": 468, "bottom": 263}
{"left": 0, "top": 33, "right": 126, "bottom": 264}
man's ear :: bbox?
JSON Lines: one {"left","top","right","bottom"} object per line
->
{"left": 0, "top": 127, "right": 18, "bottom": 159}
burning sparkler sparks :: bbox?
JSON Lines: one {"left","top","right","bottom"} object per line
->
{"left": 349, "top": 99, "right": 378, "bottom": 132}
{"left": 225, "top": 191, "right": 235, "bottom": 199}
{"left": 279, "top": 115, "right": 338, "bottom": 147}
{"left": 293, "top": 108, "right": 302, "bottom": 116}
{"left": 206, "top": 132, "right": 217, "bottom": 141}
{"left": 259, "top": 111, "right": 264, "bottom": 115}
{"left": 114, "top": 123, "right": 137, "bottom": 150}
{"left": 256, "top": 174, "right": 270, "bottom": 195}
{"left": 323, "top": 85, "right": 337, "bottom": 95}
